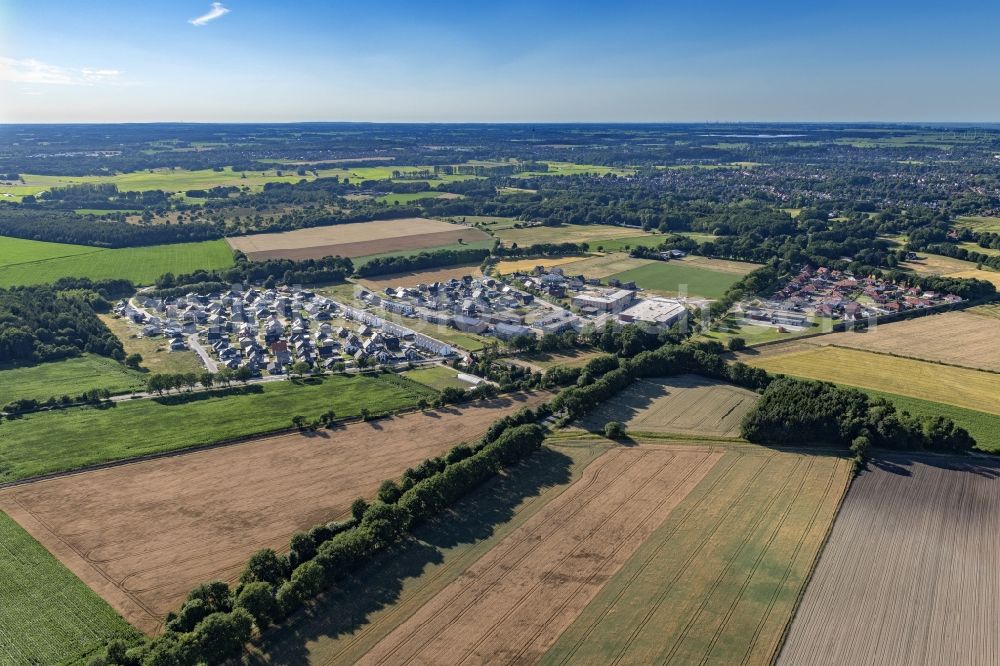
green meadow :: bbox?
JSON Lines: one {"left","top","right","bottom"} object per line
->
{"left": 0, "top": 373, "right": 436, "bottom": 483}
{"left": 859, "top": 388, "right": 1000, "bottom": 453}
{"left": 0, "top": 512, "right": 139, "bottom": 665}
{"left": 607, "top": 261, "right": 741, "bottom": 299}
{"left": 0, "top": 355, "right": 146, "bottom": 405}
{"left": 0, "top": 236, "right": 234, "bottom": 287}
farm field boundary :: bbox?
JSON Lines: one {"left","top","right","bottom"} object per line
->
{"left": 778, "top": 455, "right": 1000, "bottom": 665}
{"left": 0, "top": 373, "right": 436, "bottom": 484}
{"left": 356, "top": 445, "right": 724, "bottom": 665}
{"left": 0, "top": 510, "right": 139, "bottom": 665}
{"left": 544, "top": 445, "right": 852, "bottom": 665}
{"left": 743, "top": 345, "right": 1000, "bottom": 416}
{"left": 576, "top": 375, "right": 759, "bottom": 439}
{"left": 0, "top": 394, "right": 549, "bottom": 634}
{"left": 226, "top": 218, "right": 489, "bottom": 261}
{"left": 251, "top": 441, "right": 610, "bottom": 664}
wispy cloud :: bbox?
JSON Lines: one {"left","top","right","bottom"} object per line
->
{"left": 0, "top": 57, "right": 122, "bottom": 85}
{"left": 189, "top": 2, "right": 230, "bottom": 26}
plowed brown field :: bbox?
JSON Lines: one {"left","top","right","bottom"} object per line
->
{"left": 0, "top": 393, "right": 547, "bottom": 635}
{"left": 357, "top": 445, "right": 723, "bottom": 665}
{"left": 779, "top": 455, "right": 1000, "bottom": 666}
{"left": 226, "top": 218, "right": 490, "bottom": 260}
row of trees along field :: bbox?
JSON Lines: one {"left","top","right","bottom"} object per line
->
{"left": 151, "top": 253, "right": 354, "bottom": 297}
{"left": 740, "top": 377, "right": 975, "bottom": 455}
{"left": 81, "top": 316, "right": 983, "bottom": 665}
{"left": 355, "top": 247, "right": 491, "bottom": 277}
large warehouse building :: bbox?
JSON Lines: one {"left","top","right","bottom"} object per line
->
{"left": 617, "top": 297, "right": 688, "bottom": 328}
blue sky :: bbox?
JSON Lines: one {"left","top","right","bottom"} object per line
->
{"left": 1, "top": 0, "right": 998, "bottom": 122}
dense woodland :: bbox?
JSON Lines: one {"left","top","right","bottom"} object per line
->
{"left": 0, "top": 284, "right": 123, "bottom": 364}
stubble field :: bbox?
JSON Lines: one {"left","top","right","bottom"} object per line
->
{"left": 577, "top": 375, "right": 759, "bottom": 439}
{"left": 779, "top": 455, "right": 1000, "bottom": 665}
{"left": 0, "top": 394, "right": 547, "bottom": 634}
{"left": 356, "top": 445, "right": 724, "bottom": 665}
{"left": 544, "top": 445, "right": 851, "bottom": 665}
{"left": 742, "top": 345, "right": 1000, "bottom": 416}
{"left": 814, "top": 310, "right": 1000, "bottom": 372}
{"left": 226, "top": 218, "right": 490, "bottom": 260}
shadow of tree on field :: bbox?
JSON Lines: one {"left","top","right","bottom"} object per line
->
{"left": 870, "top": 452, "right": 1000, "bottom": 480}
{"left": 252, "top": 447, "right": 574, "bottom": 665}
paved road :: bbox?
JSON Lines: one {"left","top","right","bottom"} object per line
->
{"left": 187, "top": 333, "right": 218, "bottom": 372}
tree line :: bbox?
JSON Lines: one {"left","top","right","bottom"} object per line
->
{"left": 741, "top": 377, "right": 975, "bottom": 462}
{"left": 355, "top": 247, "right": 491, "bottom": 278}
{"left": 0, "top": 285, "right": 124, "bottom": 364}
{"left": 90, "top": 416, "right": 549, "bottom": 666}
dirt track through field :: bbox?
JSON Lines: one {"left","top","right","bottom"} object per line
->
{"left": 779, "top": 456, "right": 1000, "bottom": 665}
{"left": 0, "top": 394, "right": 547, "bottom": 635}
{"left": 357, "top": 445, "right": 723, "bottom": 666}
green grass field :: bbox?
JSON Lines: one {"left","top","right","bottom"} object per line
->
{"left": 0, "top": 373, "right": 435, "bottom": 483}
{"left": 851, "top": 388, "right": 1000, "bottom": 453}
{"left": 607, "top": 261, "right": 742, "bottom": 299}
{"left": 99, "top": 315, "right": 206, "bottom": 376}
{"left": 406, "top": 325, "right": 493, "bottom": 352}
{"left": 402, "top": 365, "right": 473, "bottom": 391}
{"left": 956, "top": 216, "right": 1000, "bottom": 233}
{"left": 544, "top": 445, "right": 851, "bottom": 665}
{"left": 958, "top": 241, "right": 1000, "bottom": 257}
{"left": 0, "top": 237, "right": 234, "bottom": 287}
{"left": 514, "top": 162, "right": 636, "bottom": 178}
{"left": 0, "top": 355, "right": 146, "bottom": 405}
{"left": 375, "top": 192, "right": 461, "bottom": 205}
{"left": 493, "top": 224, "right": 652, "bottom": 248}
{"left": 0, "top": 511, "right": 139, "bottom": 665}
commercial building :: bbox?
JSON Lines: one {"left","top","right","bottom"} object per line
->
{"left": 617, "top": 298, "right": 688, "bottom": 328}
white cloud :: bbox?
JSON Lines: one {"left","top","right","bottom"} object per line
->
{"left": 189, "top": 2, "right": 230, "bottom": 26}
{"left": 0, "top": 57, "right": 122, "bottom": 85}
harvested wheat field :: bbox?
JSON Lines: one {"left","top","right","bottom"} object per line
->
{"left": 226, "top": 218, "right": 490, "bottom": 260}
{"left": 0, "top": 394, "right": 546, "bottom": 634}
{"left": 356, "top": 445, "right": 724, "bottom": 666}
{"left": 545, "top": 445, "right": 852, "bottom": 665}
{"left": 779, "top": 455, "right": 1000, "bottom": 666}
{"left": 494, "top": 256, "right": 587, "bottom": 275}
{"left": 359, "top": 263, "right": 483, "bottom": 289}
{"left": 577, "top": 375, "right": 759, "bottom": 438}
{"left": 816, "top": 311, "right": 1000, "bottom": 372}
{"left": 744, "top": 345, "right": 1000, "bottom": 416}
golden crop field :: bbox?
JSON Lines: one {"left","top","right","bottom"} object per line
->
{"left": 745, "top": 346, "right": 1000, "bottom": 415}
{"left": 495, "top": 256, "right": 587, "bottom": 274}
{"left": 816, "top": 311, "right": 1000, "bottom": 372}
